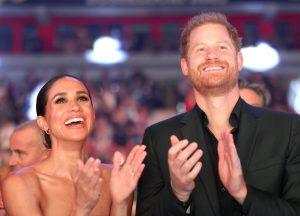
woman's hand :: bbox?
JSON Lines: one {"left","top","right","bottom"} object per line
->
{"left": 72, "top": 157, "right": 103, "bottom": 215}
{"left": 110, "top": 145, "right": 146, "bottom": 205}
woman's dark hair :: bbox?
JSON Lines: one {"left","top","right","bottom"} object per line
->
{"left": 36, "top": 74, "right": 92, "bottom": 148}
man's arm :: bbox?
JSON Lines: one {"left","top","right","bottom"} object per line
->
{"left": 243, "top": 116, "right": 300, "bottom": 216}
{"left": 136, "top": 127, "right": 202, "bottom": 216}
{"left": 218, "top": 116, "right": 300, "bottom": 216}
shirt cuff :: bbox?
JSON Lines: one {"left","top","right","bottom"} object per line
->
{"left": 242, "top": 185, "right": 253, "bottom": 214}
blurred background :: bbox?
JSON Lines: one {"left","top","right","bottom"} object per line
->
{"left": 0, "top": 0, "right": 300, "bottom": 166}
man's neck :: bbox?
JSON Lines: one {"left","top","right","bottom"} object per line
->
{"left": 195, "top": 89, "right": 239, "bottom": 139}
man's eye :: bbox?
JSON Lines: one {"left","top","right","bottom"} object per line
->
{"left": 197, "top": 47, "right": 205, "bottom": 52}
{"left": 55, "top": 98, "right": 66, "bottom": 104}
{"left": 15, "top": 150, "right": 24, "bottom": 156}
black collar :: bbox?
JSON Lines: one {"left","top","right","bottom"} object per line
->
{"left": 194, "top": 97, "right": 242, "bottom": 131}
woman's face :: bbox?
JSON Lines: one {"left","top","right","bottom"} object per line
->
{"left": 41, "top": 77, "right": 95, "bottom": 144}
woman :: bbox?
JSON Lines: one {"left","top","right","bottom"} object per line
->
{"left": 2, "top": 74, "right": 146, "bottom": 215}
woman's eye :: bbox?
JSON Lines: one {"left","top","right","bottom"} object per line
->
{"left": 78, "top": 95, "right": 89, "bottom": 102}
{"left": 55, "top": 98, "right": 66, "bottom": 104}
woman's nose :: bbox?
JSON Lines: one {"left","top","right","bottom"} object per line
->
{"left": 71, "top": 101, "right": 80, "bottom": 112}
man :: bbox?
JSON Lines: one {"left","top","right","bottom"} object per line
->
{"left": 0, "top": 120, "right": 50, "bottom": 213}
{"left": 136, "top": 12, "right": 300, "bottom": 216}
{"left": 8, "top": 120, "right": 50, "bottom": 170}
{"left": 239, "top": 79, "right": 271, "bottom": 107}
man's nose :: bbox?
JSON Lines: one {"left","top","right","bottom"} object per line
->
{"left": 206, "top": 47, "right": 219, "bottom": 60}
{"left": 8, "top": 154, "right": 18, "bottom": 167}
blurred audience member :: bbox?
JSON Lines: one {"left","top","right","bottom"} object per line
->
{"left": 8, "top": 120, "right": 50, "bottom": 170}
{"left": 0, "top": 120, "right": 51, "bottom": 215}
{"left": 239, "top": 79, "right": 271, "bottom": 107}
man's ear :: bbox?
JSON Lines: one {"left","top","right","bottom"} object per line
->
{"left": 36, "top": 116, "right": 48, "bottom": 133}
{"left": 181, "top": 58, "right": 189, "bottom": 77}
{"left": 237, "top": 51, "right": 243, "bottom": 72}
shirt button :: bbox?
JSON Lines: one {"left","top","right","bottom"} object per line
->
{"left": 221, "top": 187, "right": 226, "bottom": 192}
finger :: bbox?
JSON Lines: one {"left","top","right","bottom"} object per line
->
{"left": 221, "top": 131, "right": 236, "bottom": 166}
{"left": 170, "top": 135, "right": 180, "bottom": 146}
{"left": 180, "top": 162, "right": 202, "bottom": 192}
{"left": 84, "top": 157, "right": 97, "bottom": 176}
{"left": 132, "top": 164, "right": 145, "bottom": 181}
{"left": 131, "top": 147, "right": 147, "bottom": 173}
{"left": 172, "top": 142, "right": 198, "bottom": 169}
{"left": 181, "top": 149, "right": 202, "bottom": 174}
{"left": 186, "top": 161, "right": 202, "bottom": 182}
{"left": 125, "top": 145, "right": 141, "bottom": 165}
{"left": 217, "top": 138, "right": 225, "bottom": 163}
{"left": 168, "top": 138, "right": 189, "bottom": 161}
{"left": 128, "top": 145, "right": 146, "bottom": 166}
{"left": 176, "top": 142, "right": 199, "bottom": 165}
{"left": 219, "top": 132, "right": 233, "bottom": 171}
{"left": 112, "top": 151, "right": 123, "bottom": 175}
{"left": 88, "top": 159, "right": 102, "bottom": 189}
{"left": 224, "top": 132, "right": 242, "bottom": 171}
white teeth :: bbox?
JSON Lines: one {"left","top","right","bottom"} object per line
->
{"left": 204, "top": 66, "right": 223, "bottom": 71}
{"left": 64, "top": 118, "right": 84, "bottom": 125}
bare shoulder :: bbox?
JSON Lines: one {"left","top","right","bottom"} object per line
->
{"left": 3, "top": 166, "right": 40, "bottom": 191}
{"left": 2, "top": 167, "right": 43, "bottom": 215}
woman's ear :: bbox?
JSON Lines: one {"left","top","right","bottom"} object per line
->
{"left": 37, "top": 116, "right": 48, "bottom": 133}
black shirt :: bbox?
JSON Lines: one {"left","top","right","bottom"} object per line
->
{"left": 195, "top": 98, "right": 245, "bottom": 216}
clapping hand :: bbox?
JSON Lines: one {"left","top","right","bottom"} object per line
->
{"left": 73, "top": 157, "right": 103, "bottom": 215}
{"left": 218, "top": 130, "right": 247, "bottom": 204}
{"left": 110, "top": 145, "right": 146, "bottom": 204}
{"left": 168, "top": 135, "right": 203, "bottom": 202}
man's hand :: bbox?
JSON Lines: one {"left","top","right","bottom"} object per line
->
{"left": 218, "top": 130, "right": 247, "bottom": 204}
{"left": 168, "top": 135, "right": 203, "bottom": 202}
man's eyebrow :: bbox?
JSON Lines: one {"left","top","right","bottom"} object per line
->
{"left": 13, "top": 149, "right": 26, "bottom": 154}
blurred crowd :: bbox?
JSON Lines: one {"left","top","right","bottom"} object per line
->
{"left": 0, "top": 68, "right": 294, "bottom": 169}
{"left": 0, "top": 69, "right": 179, "bottom": 167}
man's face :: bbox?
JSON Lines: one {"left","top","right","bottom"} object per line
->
{"left": 181, "top": 23, "right": 243, "bottom": 96}
{"left": 9, "top": 127, "right": 46, "bottom": 170}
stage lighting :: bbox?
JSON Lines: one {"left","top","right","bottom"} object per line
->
{"left": 241, "top": 42, "right": 280, "bottom": 72}
{"left": 85, "top": 36, "right": 127, "bottom": 65}
{"left": 288, "top": 78, "right": 300, "bottom": 114}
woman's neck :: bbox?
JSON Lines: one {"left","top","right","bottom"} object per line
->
{"left": 41, "top": 140, "right": 86, "bottom": 179}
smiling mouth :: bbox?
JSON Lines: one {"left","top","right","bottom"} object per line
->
{"left": 203, "top": 66, "right": 224, "bottom": 72}
{"left": 64, "top": 117, "right": 84, "bottom": 126}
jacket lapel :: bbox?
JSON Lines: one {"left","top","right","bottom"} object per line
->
{"left": 180, "top": 107, "right": 220, "bottom": 216}
{"left": 236, "top": 101, "right": 261, "bottom": 173}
